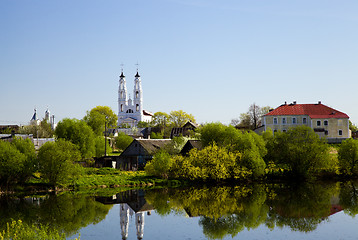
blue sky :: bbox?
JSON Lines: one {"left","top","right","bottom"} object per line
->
{"left": 1, "top": 0, "right": 357, "bottom": 125}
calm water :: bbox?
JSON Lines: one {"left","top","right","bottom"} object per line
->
{"left": 1, "top": 181, "right": 358, "bottom": 240}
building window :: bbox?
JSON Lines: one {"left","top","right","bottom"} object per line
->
{"left": 339, "top": 130, "right": 343, "bottom": 136}
{"left": 303, "top": 117, "right": 307, "bottom": 124}
{"left": 136, "top": 91, "right": 139, "bottom": 98}
{"left": 120, "top": 104, "right": 123, "bottom": 112}
{"left": 325, "top": 130, "right": 329, "bottom": 135}
{"left": 274, "top": 129, "right": 277, "bottom": 133}
{"left": 273, "top": 118, "right": 278, "bottom": 125}
{"left": 126, "top": 109, "right": 133, "bottom": 113}
{"left": 317, "top": 120, "right": 321, "bottom": 126}
{"left": 136, "top": 104, "right": 139, "bottom": 111}
{"left": 292, "top": 117, "right": 297, "bottom": 124}
{"left": 282, "top": 118, "right": 286, "bottom": 125}
{"left": 324, "top": 120, "right": 328, "bottom": 126}
{"left": 283, "top": 129, "right": 286, "bottom": 132}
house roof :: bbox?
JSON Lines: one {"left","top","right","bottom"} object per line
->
{"left": 136, "top": 139, "right": 172, "bottom": 155}
{"left": 265, "top": 103, "right": 349, "bottom": 119}
{"left": 183, "top": 121, "right": 199, "bottom": 128}
{"left": 143, "top": 110, "right": 153, "bottom": 116}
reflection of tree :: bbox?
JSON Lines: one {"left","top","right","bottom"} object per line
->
{"left": 339, "top": 181, "right": 358, "bottom": 216}
{"left": 266, "top": 182, "right": 336, "bottom": 232}
{"left": 0, "top": 193, "right": 112, "bottom": 237}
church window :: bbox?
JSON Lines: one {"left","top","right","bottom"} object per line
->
{"left": 136, "top": 104, "right": 139, "bottom": 111}
{"left": 121, "top": 104, "right": 123, "bottom": 112}
{"left": 136, "top": 91, "right": 139, "bottom": 98}
{"left": 126, "top": 109, "right": 133, "bottom": 113}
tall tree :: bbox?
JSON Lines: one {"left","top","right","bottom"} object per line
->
{"left": 169, "top": 110, "right": 196, "bottom": 128}
{"left": 151, "top": 112, "right": 170, "bottom": 129}
{"left": 55, "top": 118, "right": 95, "bottom": 159}
{"left": 232, "top": 103, "right": 271, "bottom": 130}
{"left": 83, "top": 106, "right": 118, "bottom": 136}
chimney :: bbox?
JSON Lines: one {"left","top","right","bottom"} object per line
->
{"left": 293, "top": 101, "right": 297, "bottom": 105}
{"left": 318, "top": 101, "right": 321, "bottom": 104}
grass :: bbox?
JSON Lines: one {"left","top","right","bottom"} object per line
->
{"left": 71, "top": 168, "right": 185, "bottom": 190}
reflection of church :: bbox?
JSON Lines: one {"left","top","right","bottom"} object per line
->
{"left": 95, "top": 189, "right": 153, "bottom": 240}
{"left": 120, "top": 203, "right": 147, "bottom": 240}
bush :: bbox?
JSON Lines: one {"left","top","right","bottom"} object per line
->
{"left": 0, "top": 141, "right": 27, "bottom": 186}
{"left": 145, "top": 150, "right": 173, "bottom": 179}
{"left": 170, "top": 144, "right": 247, "bottom": 181}
{"left": 338, "top": 138, "right": 358, "bottom": 175}
{"left": 11, "top": 137, "right": 37, "bottom": 181}
{"left": 115, "top": 132, "right": 133, "bottom": 151}
{"left": 38, "top": 139, "right": 82, "bottom": 186}
{"left": 265, "top": 126, "right": 329, "bottom": 178}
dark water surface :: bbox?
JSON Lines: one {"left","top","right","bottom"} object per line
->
{"left": 1, "top": 181, "right": 358, "bottom": 239}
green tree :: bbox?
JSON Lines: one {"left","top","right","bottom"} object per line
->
{"left": 265, "top": 126, "right": 329, "bottom": 178}
{"left": 338, "top": 138, "right": 358, "bottom": 175}
{"left": 11, "top": 137, "right": 37, "bottom": 182}
{"left": 38, "top": 139, "right": 82, "bottom": 186}
{"left": 114, "top": 132, "right": 133, "bottom": 151}
{"left": 0, "top": 141, "right": 26, "bottom": 187}
{"left": 151, "top": 112, "right": 170, "bottom": 129}
{"left": 19, "top": 119, "right": 54, "bottom": 138}
{"left": 94, "top": 136, "right": 112, "bottom": 158}
{"left": 55, "top": 118, "right": 95, "bottom": 159}
{"left": 145, "top": 150, "right": 173, "bottom": 178}
{"left": 169, "top": 110, "right": 196, "bottom": 127}
{"left": 83, "top": 106, "right": 118, "bottom": 136}
{"left": 231, "top": 103, "right": 271, "bottom": 130}
{"left": 349, "top": 121, "right": 358, "bottom": 132}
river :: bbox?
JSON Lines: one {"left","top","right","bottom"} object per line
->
{"left": 1, "top": 181, "right": 358, "bottom": 239}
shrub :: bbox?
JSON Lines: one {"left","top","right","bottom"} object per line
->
{"left": 0, "top": 141, "right": 26, "bottom": 186}
{"left": 115, "top": 132, "right": 133, "bottom": 151}
{"left": 265, "top": 126, "right": 329, "bottom": 178}
{"left": 38, "top": 139, "right": 82, "bottom": 186}
{"left": 145, "top": 150, "right": 173, "bottom": 179}
{"left": 338, "top": 138, "right": 358, "bottom": 175}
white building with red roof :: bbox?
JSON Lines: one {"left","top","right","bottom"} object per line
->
{"left": 262, "top": 101, "right": 350, "bottom": 142}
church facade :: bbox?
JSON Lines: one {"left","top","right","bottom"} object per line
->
{"left": 118, "top": 71, "right": 152, "bottom": 127}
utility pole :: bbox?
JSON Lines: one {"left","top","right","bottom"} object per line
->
{"left": 104, "top": 116, "right": 108, "bottom": 157}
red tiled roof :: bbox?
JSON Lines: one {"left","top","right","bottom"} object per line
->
{"left": 265, "top": 103, "right": 349, "bottom": 119}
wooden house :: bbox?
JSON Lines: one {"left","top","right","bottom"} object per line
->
{"left": 117, "top": 139, "right": 172, "bottom": 171}
{"left": 180, "top": 140, "right": 202, "bottom": 155}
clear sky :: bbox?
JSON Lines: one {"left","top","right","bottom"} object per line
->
{"left": 1, "top": 0, "right": 357, "bottom": 125}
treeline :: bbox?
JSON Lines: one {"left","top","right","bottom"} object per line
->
{"left": 146, "top": 123, "right": 358, "bottom": 181}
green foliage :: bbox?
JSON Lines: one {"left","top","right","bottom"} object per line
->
{"left": 137, "top": 121, "right": 149, "bottom": 128}
{"left": 265, "top": 126, "right": 329, "bottom": 178}
{"left": 83, "top": 106, "right": 118, "bottom": 136}
{"left": 19, "top": 119, "right": 54, "bottom": 138}
{"left": 169, "top": 110, "right": 196, "bottom": 127}
{"left": 150, "top": 131, "right": 164, "bottom": 139}
{"left": 145, "top": 150, "right": 173, "bottom": 179}
{"left": 349, "top": 120, "right": 358, "bottom": 132}
{"left": 10, "top": 137, "right": 37, "bottom": 182}
{"left": 170, "top": 144, "right": 249, "bottom": 181}
{"left": 94, "top": 136, "right": 112, "bottom": 158}
{"left": 338, "top": 138, "right": 358, "bottom": 175}
{"left": 55, "top": 118, "right": 95, "bottom": 159}
{"left": 114, "top": 132, "right": 133, "bottom": 151}
{"left": 0, "top": 141, "right": 26, "bottom": 186}
{"left": 199, "top": 123, "right": 266, "bottom": 177}
{"left": 37, "top": 139, "right": 82, "bottom": 186}
{"left": 0, "top": 220, "right": 77, "bottom": 240}
{"left": 151, "top": 112, "right": 170, "bottom": 128}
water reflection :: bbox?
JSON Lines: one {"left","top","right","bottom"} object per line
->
{"left": 1, "top": 181, "right": 358, "bottom": 239}
{"left": 96, "top": 190, "right": 153, "bottom": 240}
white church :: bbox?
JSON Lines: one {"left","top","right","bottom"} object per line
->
{"left": 118, "top": 70, "right": 153, "bottom": 127}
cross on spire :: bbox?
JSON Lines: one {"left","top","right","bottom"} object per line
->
{"left": 135, "top": 62, "right": 139, "bottom": 72}
{"left": 120, "top": 63, "right": 124, "bottom": 73}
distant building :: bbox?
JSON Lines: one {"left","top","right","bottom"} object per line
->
{"left": 262, "top": 101, "right": 350, "bottom": 143}
{"left": 170, "top": 121, "right": 198, "bottom": 138}
{"left": 118, "top": 71, "right": 153, "bottom": 128}
{"left": 30, "top": 107, "right": 56, "bottom": 129}
{"left": 180, "top": 140, "right": 202, "bottom": 155}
